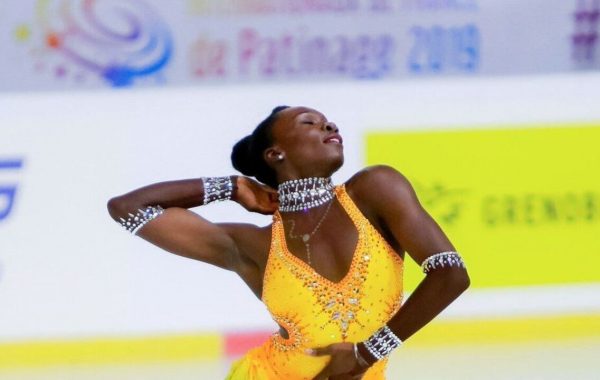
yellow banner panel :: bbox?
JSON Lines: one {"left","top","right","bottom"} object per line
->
{"left": 0, "top": 334, "right": 222, "bottom": 369}
{"left": 366, "top": 124, "right": 600, "bottom": 289}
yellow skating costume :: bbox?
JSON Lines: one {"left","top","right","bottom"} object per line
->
{"left": 227, "top": 185, "right": 404, "bottom": 379}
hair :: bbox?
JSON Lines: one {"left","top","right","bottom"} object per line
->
{"left": 231, "top": 106, "right": 290, "bottom": 188}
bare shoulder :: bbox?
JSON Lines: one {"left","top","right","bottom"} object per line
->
{"left": 345, "top": 165, "right": 419, "bottom": 211}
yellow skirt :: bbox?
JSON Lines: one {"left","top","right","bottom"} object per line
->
{"left": 225, "top": 345, "right": 388, "bottom": 380}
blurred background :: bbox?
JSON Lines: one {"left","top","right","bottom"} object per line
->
{"left": 1, "top": 0, "right": 599, "bottom": 379}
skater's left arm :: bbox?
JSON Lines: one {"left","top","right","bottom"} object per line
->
{"left": 309, "top": 165, "right": 470, "bottom": 380}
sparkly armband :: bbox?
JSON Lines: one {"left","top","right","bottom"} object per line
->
{"left": 119, "top": 206, "right": 164, "bottom": 235}
{"left": 362, "top": 325, "right": 403, "bottom": 361}
{"left": 421, "top": 251, "right": 465, "bottom": 274}
{"left": 202, "top": 176, "right": 233, "bottom": 205}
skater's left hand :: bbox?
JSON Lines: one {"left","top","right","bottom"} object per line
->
{"left": 306, "top": 342, "right": 369, "bottom": 380}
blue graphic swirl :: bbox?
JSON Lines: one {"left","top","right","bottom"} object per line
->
{"left": 42, "top": 0, "right": 173, "bottom": 87}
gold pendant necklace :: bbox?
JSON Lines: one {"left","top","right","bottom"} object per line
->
{"left": 286, "top": 198, "right": 335, "bottom": 266}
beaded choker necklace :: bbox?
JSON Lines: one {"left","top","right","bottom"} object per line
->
{"left": 277, "top": 177, "right": 335, "bottom": 212}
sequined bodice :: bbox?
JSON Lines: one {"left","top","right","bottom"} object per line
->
{"left": 258, "top": 185, "right": 404, "bottom": 380}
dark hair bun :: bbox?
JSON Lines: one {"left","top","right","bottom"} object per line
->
{"left": 230, "top": 106, "right": 289, "bottom": 188}
{"left": 231, "top": 135, "right": 257, "bottom": 176}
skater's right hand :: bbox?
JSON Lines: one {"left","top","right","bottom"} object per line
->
{"left": 233, "top": 176, "right": 279, "bottom": 215}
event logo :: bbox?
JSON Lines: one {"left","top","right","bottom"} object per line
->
{"left": 572, "top": 0, "right": 599, "bottom": 65}
{"left": 413, "top": 181, "right": 469, "bottom": 226}
{"left": 15, "top": 0, "right": 173, "bottom": 87}
{"left": 0, "top": 159, "right": 24, "bottom": 223}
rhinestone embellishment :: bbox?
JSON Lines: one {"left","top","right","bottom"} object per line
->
{"left": 420, "top": 251, "right": 465, "bottom": 274}
{"left": 278, "top": 177, "right": 335, "bottom": 212}
{"left": 119, "top": 205, "right": 164, "bottom": 235}
{"left": 273, "top": 190, "right": 376, "bottom": 339}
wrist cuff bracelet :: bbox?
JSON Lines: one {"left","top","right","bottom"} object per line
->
{"left": 202, "top": 176, "right": 233, "bottom": 205}
{"left": 119, "top": 205, "right": 164, "bottom": 235}
{"left": 420, "top": 251, "right": 465, "bottom": 274}
{"left": 363, "top": 325, "right": 402, "bottom": 361}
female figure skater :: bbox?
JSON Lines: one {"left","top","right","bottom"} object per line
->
{"left": 107, "top": 106, "right": 470, "bottom": 380}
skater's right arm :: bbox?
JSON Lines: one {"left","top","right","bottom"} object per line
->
{"left": 106, "top": 176, "right": 278, "bottom": 271}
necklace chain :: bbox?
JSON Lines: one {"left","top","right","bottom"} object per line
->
{"left": 278, "top": 177, "right": 334, "bottom": 212}
{"left": 286, "top": 197, "right": 335, "bottom": 266}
